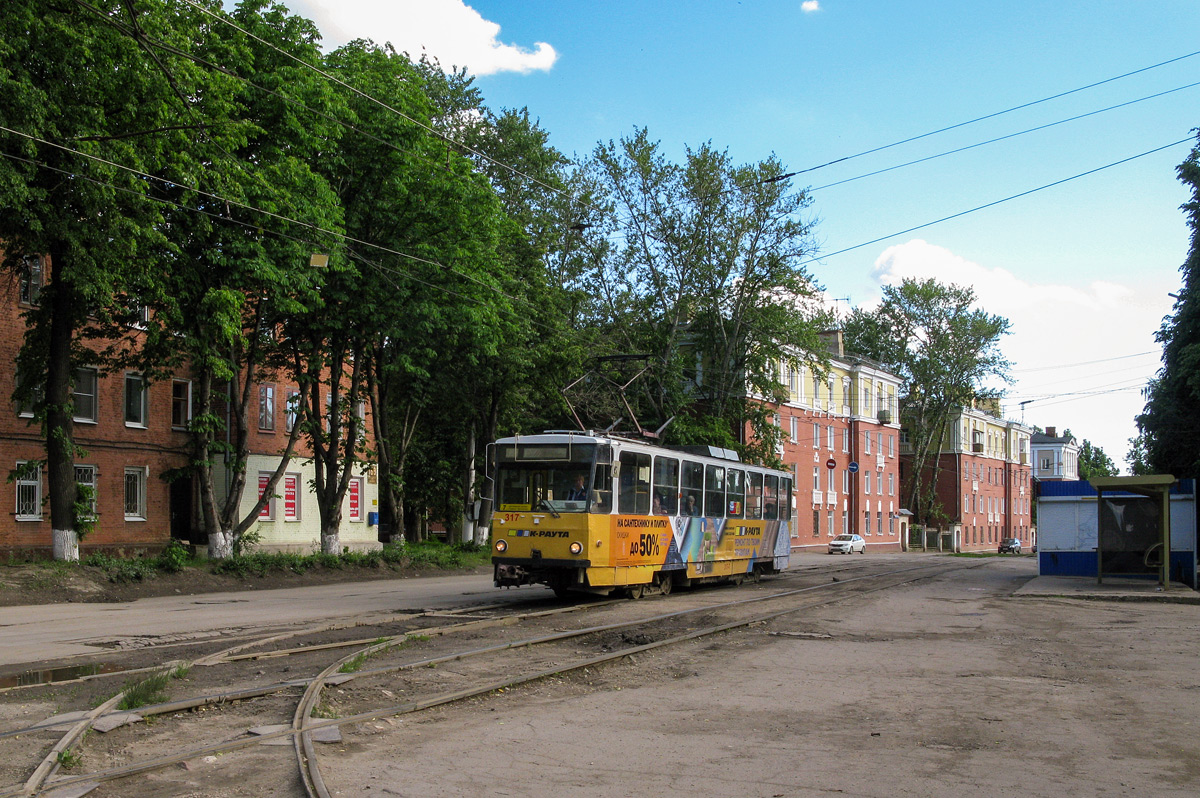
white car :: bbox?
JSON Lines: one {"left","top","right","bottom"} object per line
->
{"left": 828, "top": 534, "right": 866, "bottom": 554}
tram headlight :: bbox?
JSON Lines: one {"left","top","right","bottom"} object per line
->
{"left": 569, "top": 541, "right": 583, "bottom": 555}
{"left": 495, "top": 539, "right": 508, "bottom": 553}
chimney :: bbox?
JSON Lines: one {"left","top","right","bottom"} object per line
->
{"left": 819, "top": 330, "right": 844, "bottom": 358}
{"left": 1046, "top": 426, "right": 1056, "bottom": 438}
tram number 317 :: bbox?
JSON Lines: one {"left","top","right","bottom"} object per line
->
{"left": 629, "top": 533, "right": 662, "bottom": 557}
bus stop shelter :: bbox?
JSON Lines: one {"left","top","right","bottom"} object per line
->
{"left": 1088, "top": 475, "right": 1174, "bottom": 587}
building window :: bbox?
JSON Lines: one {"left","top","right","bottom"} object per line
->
{"left": 258, "top": 384, "right": 276, "bottom": 431}
{"left": 864, "top": 471, "right": 871, "bottom": 495}
{"left": 283, "top": 473, "right": 301, "bottom": 520}
{"left": 19, "top": 256, "right": 43, "bottom": 305}
{"left": 877, "top": 470, "right": 883, "bottom": 495}
{"left": 841, "top": 509, "right": 847, "bottom": 535}
{"left": 171, "top": 380, "right": 191, "bottom": 429}
{"left": 888, "top": 472, "right": 895, "bottom": 496}
{"left": 124, "top": 374, "right": 147, "bottom": 427}
{"left": 124, "top": 467, "right": 147, "bottom": 520}
{"left": 15, "top": 368, "right": 42, "bottom": 418}
{"left": 864, "top": 431, "right": 871, "bottom": 454}
{"left": 813, "top": 508, "right": 820, "bottom": 537}
{"left": 812, "top": 466, "right": 820, "bottom": 490}
{"left": 864, "top": 510, "right": 871, "bottom": 535}
{"left": 75, "top": 465, "right": 98, "bottom": 520}
{"left": 15, "top": 461, "right": 41, "bottom": 520}
{"left": 348, "top": 477, "right": 364, "bottom": 522}
{"left": 73, "top": 368, "right": 98, "bottom": 423}
{"left": 286, "top": 390, "right": 301, "bottom": 432}
{"left": 790, "top": 416, "right": 798, "bottom": 443}
{"left": 812, "top": 422, "right": 819, "bottom": 449}
{"left": 257, "top": 472, "right": 275, "bottom": 520}
{"left": 826, "top": 424, "right": 834, "bottom": 450}
{"left": 842, "top": 468, "right": 849, "bottom": 494}
{"left": 842, "top": 428, "right": 849, "bottom": 452}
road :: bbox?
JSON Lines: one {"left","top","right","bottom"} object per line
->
{"left": 0, "top": 573, "right": 545, "bottom": 668}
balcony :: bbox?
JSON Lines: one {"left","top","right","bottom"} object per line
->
{"left": 877, "top": 409, "right": 892, "bottom": 424}
{"left": 972, "top": 443, "right": 984, "bottom": 453}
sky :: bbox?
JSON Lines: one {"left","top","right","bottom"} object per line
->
{"left": 276, "top": 0, "right": 1200, "bottom": 470}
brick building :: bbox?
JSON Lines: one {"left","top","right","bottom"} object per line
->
{"left": 752, "top": 332, "right": 907, "bottom": 553}
{"left": 901, "top": 399, "right": 1035, "bottom": 553}
{"left": 1, "top": 255, "right": 379, "bottom": 558}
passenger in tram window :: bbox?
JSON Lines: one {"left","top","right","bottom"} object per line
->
{"left": 653, "top": 494, "right": 667, "bottom": 515}
{"left": 682, "top": 494, "right": 698, "bottom": 516}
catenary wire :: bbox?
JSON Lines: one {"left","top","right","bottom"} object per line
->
{"left": 797, "top": 137, "right": 1195, "bottom": 267}
{"left": 806, "top": 81, "right": 1200, "bottom": 195}
{"left": 1012, "top": 350, "right": 1158, "bottom": 372}
{"left": 762, "top": 48, "right": 1200, "bottom": 184}
{"left": 0, "top": 142, "right": 567, "bottom": 339}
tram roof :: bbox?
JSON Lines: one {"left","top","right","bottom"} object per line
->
{"left": 493, "top": 431, "right": 755, "bottom": 468}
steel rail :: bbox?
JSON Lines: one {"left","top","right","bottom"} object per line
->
{"left": 3, "top": 560, "right": 974, "bottom": 797}
{"left": 18, "top": 560, "right": 975, "bottom": 797}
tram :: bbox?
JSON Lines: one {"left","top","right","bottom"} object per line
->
{"left": 489, "top": 431, "right": 793, "bottom": 597}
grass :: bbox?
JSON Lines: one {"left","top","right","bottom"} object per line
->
{"left": 117, "top": 664, "right": 190, "bottom": 711}
{"left": 56, "top": 748, "right": 81, "bottom": 769}
{"left": 211, "top": 540, "right": 489, "bottom": 578}
{"left": 11, "top": 538, "right": 489, "bottom": 588}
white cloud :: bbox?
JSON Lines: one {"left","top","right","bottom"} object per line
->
{"left": 285, "top": 0, "right": 557, "bottom": 75}
{"left": 864, "top": 239, "right": 1173, "bottom": 469}
{"left": 801, "top": 1, "right": 822, "bottom": 13}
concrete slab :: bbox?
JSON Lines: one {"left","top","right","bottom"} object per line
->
{"left": 1014, "top": 574, "right": 1200, "bottom": 603}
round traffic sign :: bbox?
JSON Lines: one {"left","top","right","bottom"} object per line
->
{"left": 825, "top": 459, "right": 836, "bottom": 469}
{"left": 848, "top": 461, "right": 859, "bottom": 473}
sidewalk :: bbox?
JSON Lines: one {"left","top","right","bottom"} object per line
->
{"left": 1014, "top": 574, "right": 1200, "bottom": 603}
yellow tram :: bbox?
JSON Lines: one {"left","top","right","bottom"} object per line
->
{"left": 489, "top": 432, "right": 793, "bottom": 597}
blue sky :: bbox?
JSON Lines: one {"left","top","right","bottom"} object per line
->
{"left": 281, "top": 0, "right": 1200, "bottom": 468}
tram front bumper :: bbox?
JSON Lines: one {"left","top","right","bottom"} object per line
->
{"left": 493, "top": 558, "right": 591, "bottom": 587}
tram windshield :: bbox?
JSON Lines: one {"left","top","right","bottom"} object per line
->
{"left": 494, "top": 442, "right": 611, "bottom": 514}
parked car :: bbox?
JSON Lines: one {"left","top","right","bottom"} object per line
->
{"left": 998, "top": 538, "right": 1022, "bottom": 554}
{"left": 829, "top": 534, "right": 866, "bottom": 554}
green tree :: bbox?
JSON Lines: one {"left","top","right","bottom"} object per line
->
{"left": 0, "top": 0, "right": 228, "bottom": 559}
{"left": 1065, "top": 432, "right": 1118, "bottom": 481}
{"left": 316, "top": 41, "right": 514, "bottom": 547}
{"left": 1137, "top": 131, "right": 1200, "bottom": 477}
{"left": 843, "top": 278, "right": 1011, "bottom": 526}
{"left": 133, "top": 0, "right": 344, "bottom": 558}
{"left": 570, "top": 129, "right": 827, "bottom": 463}
{"left": 1126, "top": 432, "right": 1154, "bottom": 476}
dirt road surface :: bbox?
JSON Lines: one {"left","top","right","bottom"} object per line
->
{"left": 319, "top": 556, "right": 1198, "bottom": 798}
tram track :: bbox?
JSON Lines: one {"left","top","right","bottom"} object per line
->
{"left": 0, "top": 558, "right": 981, "bottom": 797}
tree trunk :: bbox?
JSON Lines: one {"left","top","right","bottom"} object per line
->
{"left": 45, "top": 246, "right": 79, "bottom": 562}
{"left": 462, "top": 420, "right": 477, "bottom": 545}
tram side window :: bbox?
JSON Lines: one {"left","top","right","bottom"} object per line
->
{"left": 763, "top": 475, "right": 779, "bottom": 519}
{"left": 780, "top": 477, "right": 793, "bottom": 522}
{"left": 705, "top": 465, "right": 726, "bottom": 518}
{"left": 746, "top": 472, "right": 763, "bottom": 519}
{"left": 592, "top": 463, "right": 613, "bottom": 514}
{"left": 681, "top": 461, "right": 704, "bottom": 516}
{"left": 652, "top": 456, "right": 679, "bottom": 515}
{"left": 726, "top": 469, "right": 745, "bottom": 518}
{"left": 617, "top": 451, "right": 651, "bottom": 515}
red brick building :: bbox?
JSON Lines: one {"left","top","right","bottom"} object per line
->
{"left": 752, "top": 333, "right": 907, "bottom": 553}
{"left": 900, "top": 400, "right": 1035, "bottom": 552}
{"left": 0, "top": 255, "right": 379, "bottom": 558}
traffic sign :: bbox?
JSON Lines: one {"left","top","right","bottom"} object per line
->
{"left": 848, "top": 461, "right": 859, "bottom": 473}
{"left": 826, "top": 459, "right": 836, "bottom": 469}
